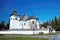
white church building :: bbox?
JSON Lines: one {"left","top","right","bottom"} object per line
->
{"left": 10, "top": 9, "right": 40, "bottom": 30}
{"left": 0, "top": 9, "right": 56, "bottom": 34}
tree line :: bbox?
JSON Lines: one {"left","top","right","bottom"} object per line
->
{"left": 41, "top": 16, "right": 60, "bottom": 31}
{"left": 0, "top": 20, "right": 9, "bottom": 30}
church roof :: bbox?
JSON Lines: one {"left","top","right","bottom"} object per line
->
{"left": 20, "top": 14, "right": 28, "bottom": 21}
{"left": 10, "top": 9, "right": 39, "bottom": 21}
{"left": 20, "top": 15, "right": 39, "bottom": 21}
{"left": 28, "top": 16, "right": 39, "bottom": 20}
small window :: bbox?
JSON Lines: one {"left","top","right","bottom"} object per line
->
{"left": 32, "top": 21, "right": 34, "bottom": 24}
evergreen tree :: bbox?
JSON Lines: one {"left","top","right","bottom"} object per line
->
{"left": 0, "top": 21, "right": 6, "bottom": 30}
{"left": 51, "top": 19, "right": 54, "bottom": 29}
{"left": 56, "top": 17, "right": 60, "bottom": 31}
{"left": 42, "top": 22, "right": 46, "bottom": 28}
{"left": 45, "top": 21, "right": 49, "bottom": 28}
{"left": 5, "top": 20, "right": 10, "bottom": 30}
{"left": 7, "top": 21, "right": 9, "bottom": 29}
{"left": 58, "top": 17, "right": 60, "bottom": 25}
{"left": 42, "top": 21, "right": 49, "bottom": 28}
{"left": 54, "top": 16, "right": 58, "bottom": 29}
{"left": 0, "top": 22, "right": 2, "bottom": 30}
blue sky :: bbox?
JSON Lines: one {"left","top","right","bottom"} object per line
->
{"left": 0, "top": 0, "right": 60, "bottom": 23}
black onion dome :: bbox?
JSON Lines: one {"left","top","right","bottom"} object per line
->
{"left": 10, "top": 9, "right": 20, "bottom": 16}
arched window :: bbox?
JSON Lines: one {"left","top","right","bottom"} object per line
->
{"left": 32, "top": 21, "right": 34, "bottom": 24}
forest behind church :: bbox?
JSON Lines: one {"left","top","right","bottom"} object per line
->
{"left": 0, "top": 16, "right": 60, "bottom": 31}
{"left": 41, "top": 16, "right": 60, "bottom": 31}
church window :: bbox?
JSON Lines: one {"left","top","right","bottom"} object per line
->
{"left": 32, "top": 21, "right": 34, "bottom": 24}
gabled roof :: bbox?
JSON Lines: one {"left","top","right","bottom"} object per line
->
{"left": 20, "top": 14, "right": 28, "bottom": 21}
